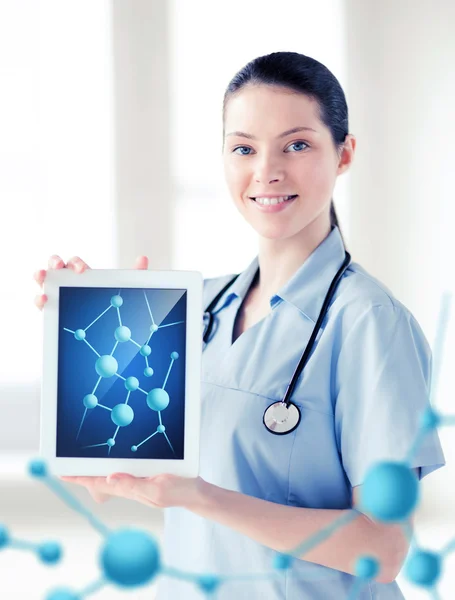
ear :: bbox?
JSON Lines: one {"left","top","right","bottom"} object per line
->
{"left": 336, "top": 134, "right": 356, "bottom": 176}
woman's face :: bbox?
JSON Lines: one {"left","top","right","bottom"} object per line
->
{"left": 223, "top": 84, "right": 355, "bottom": 241}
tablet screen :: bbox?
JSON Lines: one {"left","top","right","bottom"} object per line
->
{"left": 56, "top": 287, "right": 187, "bottom": 460}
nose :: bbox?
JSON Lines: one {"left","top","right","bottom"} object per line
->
{"left": 253, "top": 154, "right": 285, "bottom": 185}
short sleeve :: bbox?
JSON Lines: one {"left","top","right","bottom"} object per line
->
{"left": 334, "top": 304, "right": 446, "bottom": 488}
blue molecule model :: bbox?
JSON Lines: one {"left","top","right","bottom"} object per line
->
{"left": 83, "top": 394, "right": 98, "bottom": 409}
{"left": 107, "top": 438, "right": 116, "bottom": 447}
{"left": 111, "top": 295, "right": 123, "bottom": 308}
{"left": 157, "top": 425, "right": 165, "bottom": 433}
{"left": 125, "top": 376, "right": 139, "bottom": 392}
{"left": 420, "top": 407, "right": 441, "bottom": 432}
{"left": 140, "top": 344, "right": 151, "bottom": 357}
{"left": 38, "top": 541, "right": 62, "bottom": 564}
{"left": 358, "top": 461, "right": 419, "bottom": 522}
{"left": 0, "top": 524, "right": 9, "bottom": 548}
{"left": 100, "top": 528, "right": 160, "bottom": 587}
{"left": 150, "top": 323, "right": 159, "bottom": 333}
{"left": 273, "top": 553, "right": 293, "bottom": 570}
{"left": 404, "top": 549, "right": 442, "bottom": 587}
{"left": 74, "top": 329, "right": 86, "bottom": 341}
{"left": 115, "top": 325, "right": 131, "bottom": 343}
{"left": 95, "top": 355, "right": 118, "bottom": 378}
{"left": 45, "top": 588, "right": 81, "bottom": 600}
{"left": 355, "top": 556, "right": 379, "bottom": 579}
{"left": 111, "top": 404, "right": 134, "bottom": 427}
{"left": 198, "top": 574, "right": 221, "bottom": 593}
{"left": 146, "top": 388, "right": 170, "bottom": 411}
{"left": 28, "top": 459, "right": 47, "bottom": 478}
{"left": 144, "top": 367, "right": 154, "bottom": 377}
{"left": 131, "top": 446, "right": 138, "bottom": 452}
{"left": 170, "top": 351, "right": 179, "bottom": 360}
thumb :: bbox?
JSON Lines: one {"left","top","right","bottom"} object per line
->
{"left": 134, "top": 256, "right": 149, "bottom": 270}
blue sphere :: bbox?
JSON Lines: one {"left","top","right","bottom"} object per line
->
{"left": 404, "top": 550, "right": 441, "bottom": 587}
{"left": 140, "top": 344, "right": 151, "bottom": 357}
{"left": 107, "top": 438, "right": 116, "bottom": 447}
{"left": 39, "top": 541, "right": 62, "bottom": 564}
{"left": 146, "top": 388, "right": 170, "bottom": 411}
{"left": 115, "top": 326, "right": 131, "bottom": 343}
{"left": 74, "top": 329, "right": 86, "bottom": 341}
{"left": 95, "top": 355, "right": 118, "bottom": 378}
{"left": 273, "top": 553, "right": 293, "bottom": 570}
{"left": 157, "top": 425, "right": 165, "bottom": 433}
{"left": 111, "top": 404, "right": 134, "bottom": 427}
{"left": 198, "top": 575, "right": 221, "bottom": 593}
{"left": 0, "top": 525, "right": 9, "bottom": 548}
{"left": 45, "top": 588, "right": 80, "bottom": 600}
{"left": 359, "top": 461, "right": 419, "bottom": 522}
{"left": 170, "top": 351, "right": 179, "bottom": 360}
{"left": 131, "top": 446, "right": 138, "bottom": 452}
{"left": 125, "top": 377, "right": 139, "bottom": 392}
{"left": 100, "top": 528, "right": 160, "bottom": 587}
{"left": 355, "top": 556, "right": 380, "bottom": 579}
{"left": 420, "top": 407, "right": 441, "bottom": 432}
{"left": 83, "top": 394, "right": 98, "bottom": 409}
{"left": 144, "top": 367, "right": 154, "bottom": 377}
{"left": 111, "top": 295, "right": 123, "bottom": 308}
{"left": 150, "top": 324, "right": 159, "bottom": 333}
{"left": 28, "top": 459, "right": 47, "bottom": 478}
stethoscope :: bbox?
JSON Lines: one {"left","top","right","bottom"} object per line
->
{"left": 202, "top": 251, "right": 352, "bottom": 435}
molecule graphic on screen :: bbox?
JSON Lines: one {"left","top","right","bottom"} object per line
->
{"left": 1, "top": 293, "right": 454, "bottom": 599}
{"left": 62, "top": 290, "right": 184, "bottom": 457}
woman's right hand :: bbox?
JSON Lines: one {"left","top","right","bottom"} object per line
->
{"left": 33, "top": 254, "right": 149, "bottom": 311}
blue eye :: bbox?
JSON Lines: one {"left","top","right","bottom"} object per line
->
{"left": 233, "top": 146, "right": 253, "bottom": 155}
{"left": 286, "top": 141, "right": 308, "bottom": 152}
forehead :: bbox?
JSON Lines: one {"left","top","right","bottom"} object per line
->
{"left": 224, "top": 85, "right": 322, "bottom": 135}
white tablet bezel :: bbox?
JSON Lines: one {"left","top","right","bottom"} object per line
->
{"left": 40, "top": 268, "right": 203, "bottom": 478}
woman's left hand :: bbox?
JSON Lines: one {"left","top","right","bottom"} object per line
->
{"left": 60, "top": 473, "right": 207, "bottom": 510}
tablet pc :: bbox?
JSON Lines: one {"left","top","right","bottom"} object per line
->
{"left": 40, "top": 268, "right": 203, "bottom": 477}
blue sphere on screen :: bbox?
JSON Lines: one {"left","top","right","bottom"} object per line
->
{"left": 83, "top": 394, "right": 98, "bottom": 409}
{"left": 0, "top": 525, "right": 9, "bottom": 548}
{"left": 74, "top": 329, "right": 86, "bottom": 341}
{"left": 144, "top": 367, "right": 154, "bottom": 377}
{"left": 111, "top": 404, "right": 134, "bottom": 427}
{"left": 125, "top": 377, "right": 139, "bottom": 392}
{"left": 131, "top": 446, "right": 138, "bottom": 452}
{"left": 115, "top": 326, "right": 131, "bottom": 343}
{"left": 107, "top": 438, "right": 116, "bottom": 447}
{"left": 45, "top": 589, "right": 80, "bottom": 600}
{"left": 146, "top": 388, "right": 170, "bottom": 411}
{"left": 150, "top": 324, "right": 159, "bottom": 333}
{"left": 140, "top": 344, "right": 151, "bottom": 357}
{"left": 420, "top": 407, "right": 441, "bottom": 432}
{"left": 38, "top": 541, "right": 62, "bottom": 564}
{"left": 170, "top": 351, "right": 179, "bottom": 360}
{"left": 404, "top": 550, "right": 441, "bottom": 587}
{"left": 355, "top": 556, "right": 379, "bottom": 579}
{"left": 273, "top": 553, "right": 293, "bottom": 570}
{"left": 100, "top": 528, "right": 160, "bottom": 587}
{"left": 95, "top": 355, "right": 118, "bottom": 378}
{"left": 111, "top": 295, "right": 123, "bottom": 308}
{"left": 198, "top": 575, "right": 221, "bottom": 593}
{"left": 359, "top": 461, "right": 419, "bottom": 522}
{"left": 28, "top": 459, "right": 47, "bottom": 478}
{"left": 157, "top": 425, "right": 165, "bottom": 433}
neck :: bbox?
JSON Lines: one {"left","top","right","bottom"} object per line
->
{"left": 256, "top": 212, "right": 332, "bottom": 303}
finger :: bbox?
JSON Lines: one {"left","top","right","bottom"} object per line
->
{"left": 67, "top": 256, "right": 90, "bottom": 274}
{"left": 33, "top": 269, "right": 47, "bottom": 288}
{"left": 34, "top": 294, "right": 48, "bottom": 311}
{"left": 48, "top": 255, "right": 65, "bottom": 270}
{"left": 134, "top": 256, "right": 149, "bottom": 270}
{"left": 87, "top": 487, "right": 111, "bottom": 504}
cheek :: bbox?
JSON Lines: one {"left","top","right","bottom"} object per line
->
{"left": 224, "top": 160, "right": 248, "bottom": 196}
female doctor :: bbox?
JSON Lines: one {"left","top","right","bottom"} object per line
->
{"left": 34, "top": 52, "right": 445, "bottom": 599}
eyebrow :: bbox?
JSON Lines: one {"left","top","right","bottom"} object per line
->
{"left": 225, "top": 126, "right": 318, "bottom": 140}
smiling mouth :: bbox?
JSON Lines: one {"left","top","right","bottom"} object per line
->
{"left": 250, "top": 195, "right": 298, "bottom": 205}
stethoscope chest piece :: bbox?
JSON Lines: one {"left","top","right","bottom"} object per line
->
{"left": 263, "top": 401, "right": 301, "bottom": 435}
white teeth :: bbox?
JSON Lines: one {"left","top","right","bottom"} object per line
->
{"left": 254, "top": 195, "right": 295, "bottom": 205}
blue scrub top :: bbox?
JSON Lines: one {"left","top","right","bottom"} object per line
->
{"left": 157, "top": 226, "right": 445, "bottom": 600}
